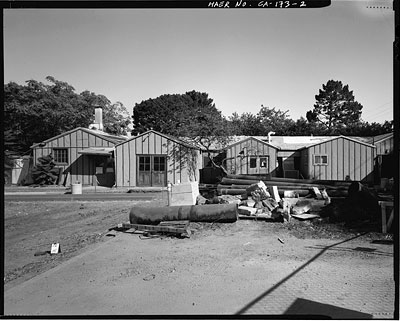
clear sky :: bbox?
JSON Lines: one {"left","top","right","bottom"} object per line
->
{"left": 3, "top": 0, "right": 394, "bottom": 124}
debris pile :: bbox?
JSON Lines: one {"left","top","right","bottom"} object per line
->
{"left": 112, "top": 220, "right": 192, "bottom": 238}
{"left": 320, "top": 181, "right": 381, "bottom": 223}
{"left": 217, "top": 174, "right": 352, "bottom": 198}
{"left": 209, "top": 174, "right": 358, "bottom": 222}
{"left": 230, "top": 180, "right": 331, "bottom": 222}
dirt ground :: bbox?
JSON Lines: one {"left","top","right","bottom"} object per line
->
{"left": 3, "top": 197, "right": 396, "bottom": 316}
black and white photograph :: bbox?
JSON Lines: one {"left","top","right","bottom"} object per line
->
{"left": 3, "top": 0, "right": 397, "bottom": 317}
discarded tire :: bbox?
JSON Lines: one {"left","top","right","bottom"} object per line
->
{"left": 129, "top": 203, "right": 238, "bottom": 225}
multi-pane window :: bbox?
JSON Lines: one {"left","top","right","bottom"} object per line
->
{"left": 139, "top": 156, "right": 151, "bottom": 171}
{"left": 314, "top": 155, "right": 328, "bottom": 165}
{"left": 153, "top": 156, "right": 166, "bottom": 171}
{"left": 53, "top": 148, "right": 68, "bottom": 164}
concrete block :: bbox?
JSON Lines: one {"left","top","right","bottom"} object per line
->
{"left": 170, "top": 181, "right": 199, "bottom": 206}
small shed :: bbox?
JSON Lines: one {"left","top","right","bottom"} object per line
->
{"left": 114, "top": 130, "right": 202, "bottom": 187}
{"left": 299, "top": 136, "right": 376, "bottom": 182}
{"left": 225, "top": 137, "right": 279, "bottom": 177}
{"left": 368, "top": 132, "right": 394, "bottom": 181}
{"left": 371, "top": 132, "right": 394, "bottom": 156}
{"left": 31, "top": 127, "right": 126, "bottom": 186}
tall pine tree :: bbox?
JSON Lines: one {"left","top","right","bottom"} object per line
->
{"left": 306, "top": 80, "right": 363, "bottom": 134}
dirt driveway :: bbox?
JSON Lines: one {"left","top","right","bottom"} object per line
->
{"left": 3, "top": 198, "right": 396, "bottom": 317}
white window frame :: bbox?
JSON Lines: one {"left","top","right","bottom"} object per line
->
{"left": 53, "top": 148, "right": 69, "bottom": 164}
{"left": 313, "top": 154, "right": 328, "bottom": 166}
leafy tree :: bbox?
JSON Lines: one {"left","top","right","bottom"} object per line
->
{"left": 257, "top": 105, "right": 296, "bottom": 135}
{"left": 228, "top": 112, "right": 264, "bottom": 136}
{"left": 132, "top": 90, "right": 233, "bottom": 174}
{"left": 132, "top": 93, "right": 191, "bottom": 136}
{"left": 339, "top": 120, "right": 393, "bottom": 136}
{"left": 80, "top": 91, "right": 131, "bottom": 135}
{"left": 306, "top": 80, "right": 363, "bottom": 134}
{"left": 4, "top": 77, "right": 131, "bottom": 154}
{"left": 228, "top": 106, "right": 297, "bottom": 136}
{"left": 283, "top": 117, "right": 327, "bottom": 136}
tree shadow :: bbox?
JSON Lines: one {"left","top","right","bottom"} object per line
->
{"left": 235, "top": 232, "right": 369, "bottom": 315}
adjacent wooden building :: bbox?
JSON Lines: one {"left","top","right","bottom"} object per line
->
{"left": 30, "top": 126, "right": 393, "bottom": 187}
{"left": 368, "top": 132, "right": 394, "bottom": 181}
{"left": 299, "top": 136, "right": 376, "bottom": 182}
{"left": 31, "top": 127, "right": 126, "bottom": 186}
{"left": 225, "top": 137, "right": 279, "bottom": 177}
{"left": 114, "top": 130, "right": 202, "bottom": 187}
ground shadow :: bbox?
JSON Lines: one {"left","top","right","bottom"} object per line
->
{"left": 284, "top": 298, "right": 373, "bottom": 319}
{"left": 235, "top": 233, "right": 369, "bottom": 315}
{"left": 304, "top": 245, "right": 393, "bottom": 257}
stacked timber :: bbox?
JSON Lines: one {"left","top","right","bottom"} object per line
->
{"left": 236, "top": 180, "right": 331, "bottom": 221}
{"left": 217, "top": 174, "right": 351, "bottom": 198}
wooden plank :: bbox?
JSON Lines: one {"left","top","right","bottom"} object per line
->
{"left": 379, "top": 201, "right": 394, "bottom": 233}
{"left": 272, "top": 186, "right": 281, "bottom": 202}
{"left": 118, "top": 223, "right": 189, "bottom": 235}
{"left": 291, "top": 213, "right": 320, "bottom": 220}
{"left": 159, "top": 220, "right": 189, "bottom": 226}
{"left": 312, "top": 187, "right": 323, "bottom": 200}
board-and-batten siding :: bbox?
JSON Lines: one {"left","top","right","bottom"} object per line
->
{"left": 33, "top": 129, "right": 115, "bottom": 185}
{"left": 226, "top": 138, "right": 278, "bottom": 176}
{"left": 116, "top": 132, "right": 167, "bottom": 187}
{"left": 115, "top": 131, "right": 201, "bottom": 187}
{"left": 374, "top": 137, "right": 393, "bottom": 155}
{"left": 305, "top": 137, "right": 374, "bottom": 182}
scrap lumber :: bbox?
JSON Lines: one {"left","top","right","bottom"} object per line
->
{"left": 159, "top": 220, "right": 190, "bottom": 228}
{"left": 262, "top": 198, "right": 279, "bottom": 211}
{"left": 321, "top": 189, "right": 331, "bottom": 204}
{"left": 272, "top": 186, "right": 281, "bottom": 202}
{"left": 291, "top": 213, "right": 320, "bottom": 220}
{"left": 283, "top": 190, "right": 298, "bottom": 198}
{"left": 226, "top": 174, "right": 354, "bottom": 187}
{"left": 219, "top": 188, "right": 246, "bottom": 195}
{"left": 116, "top": 222, "right": 190, "bottom": 236}
{"left": 218, "top": 182, "right": 348, "bottom": 198}
{"left": 238, "top": 206, "right": 258, "bottom": 216}
{"left": 292, "top": 199, "right": 327, "bottom": 215}
{"left": 312, "top": 187, "right": 323, "bottom": 200}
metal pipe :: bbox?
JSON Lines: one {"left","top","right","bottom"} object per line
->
{"left": 268, "top": 131, "right": 276, "bottom": 144}
{"left": 129, "top": 203, "right": 238, "bottom": 225}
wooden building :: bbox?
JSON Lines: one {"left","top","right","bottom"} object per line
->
{"left": 114, "top": 130, "right": 202, "bottom": 187}
{"left": 299, "top": 136, "right": 376, "bottom": 182}
{"left": 31, "top": 127, "right": 126, "bottom": 186}
{"left": 225, "top": 137, "right": 279, "bottom": 177}
{"left": 372, "top": 132, "right": 394, "bottom": 155}
{"left": 367, "top": 132, "right": 394, "bottom": 181}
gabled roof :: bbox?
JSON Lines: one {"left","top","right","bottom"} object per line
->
{"left": 363, "top": 132, "right": 393, "bottom": 144}
{"left": 226, "top": 136, "right": 280, "bottom": 150}
{"left": 266, "top": 136, "right": 336, "bottom": 150}
{"left": 31, "top": 127, "right": 127, "bottom": 148}
{"left": 299, "top": 135, "right": 376, "bottom": 150}
{"left": 115, "top": 129, "right": 201, "bottom": 150}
